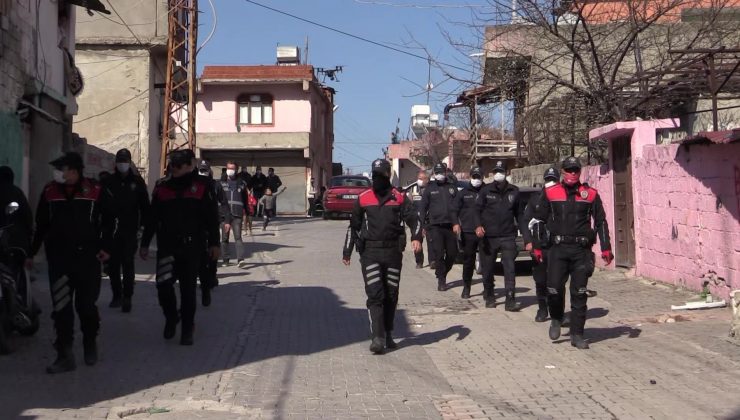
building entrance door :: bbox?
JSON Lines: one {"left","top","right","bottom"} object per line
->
{"left": 612, "top": 136, "right": 636, "bottom": 267}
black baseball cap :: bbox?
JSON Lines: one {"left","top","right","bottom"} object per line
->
{"left": 543, "top": 167, "right": 559, "bottom": 181}
{"left": 493, "top": 161, "right": 506, "bottom": 173}
{"left": 50, "top": 152, "right": 84, "bottom": 171}
{"left": 561, "top": 156, "right": 582, "bottom": 171}
{"left": 371, "top": 159, "right": 391, "bottom": 177}
{"left": 168, "top": 150, "right": 191, "bottom": 167}
{"left": 115, "top": 148, "right": 132, "bottom": 162}
{"left": 198, "top": 160, "right": 211, "bottom": 173}
{"left": 470, "top": 166, "right": 482, "bottom": 177}
{"left": 433, "top": 163, "right": 445, "bottom": 175}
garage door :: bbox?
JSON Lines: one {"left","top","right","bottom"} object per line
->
{"left": 201, "top": 150, "right": 308, "bottom": 215}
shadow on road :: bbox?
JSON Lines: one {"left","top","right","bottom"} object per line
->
{"left": 585, "top": 325, "right": 642, "bottom": 344}
{"left": 0, "top": 257, "right": 460, "bottom": 419}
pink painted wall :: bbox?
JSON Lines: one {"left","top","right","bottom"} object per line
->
{"left": 581, "top": 165, "right": 615, "bottom": 269}
{"left": 589, "top": 120, "right": 740, "bottom": 299}
{"left": 634, "top": 142, "right": 740, "bottom": 299}
{"left": 197, "top": 83, "right": 312, "bottom": 133}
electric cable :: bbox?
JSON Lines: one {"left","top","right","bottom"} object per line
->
{"left": 243, "top": 0, "right": 473, "bottom": 74}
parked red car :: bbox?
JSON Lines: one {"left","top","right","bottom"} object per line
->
{"left": 322, "top": 175, "right": 372, "bottom": 219}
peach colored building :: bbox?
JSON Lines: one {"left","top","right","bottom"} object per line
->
{"left": 570, "top": 0, "right": 740, "bottom": 24}
{"left": 585, "top": 121, "right": 739, "bottom": 299}
{"left": 196, "top": 64, "right": 334, "bottom": 214}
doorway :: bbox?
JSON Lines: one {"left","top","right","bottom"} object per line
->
{"left": 612, "top": 136, "right": 636, "bottom": 267}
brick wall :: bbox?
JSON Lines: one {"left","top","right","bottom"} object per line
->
{"left": 633, "top": 142, "right": 740, "bottom": 299}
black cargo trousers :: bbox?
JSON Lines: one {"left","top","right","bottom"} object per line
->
{"left": 360, "top": 246, "right": 402, "bottom": 340}
{"left": 427, "top": 224, "right": 458, "bottom": 281}
{"left": 47, "top": 247, "right": 101, "bottom": 348}
{"left": 108, "top": 231, "right": 138, "bottom": 300}
{"left": 546, "top": 244, "right": 596, "bottom": 335}
{"left": 156, "top": 240, "right": 201, "bottom": 332}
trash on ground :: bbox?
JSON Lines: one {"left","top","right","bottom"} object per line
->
{"left": 671, "top": 300, "right": 726, "bottom": 311}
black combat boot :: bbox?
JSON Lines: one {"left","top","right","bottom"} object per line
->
{"left": 369, "top": 337, "right": 385, "bottom": 354}
{"left": 46, "top": 345, "right": 76, "bottom": 374}
{"left": 121, "top": 296, "right": 132, "bottom": 313}
{"left": 415, "top": 263, "right": 423, "bottom": 269}
{"left": 202, "top": 288, "right": 212, "bottom": 307}
{"left": 535, "top": 301, "right": 548, "bottom": 322}
{"left": 570, "top": 335, "right": 590, "bottom": 349}
{"left": 484, "top": 289, "right": 495, "bottom": 308}
{"left": 163, "top": 316, "right": 180, "bottom": 340}
{"left": 461, "top": 284, "right": 471, "bottom": 299}
{"left": 437, "top": 278, "right": 446, "bottom": 292}
{"left": 385, "top": 332, "right": 398, "bottom": 349}
{"left": 180, "top": 326, "right": 194, "bottom": 346}
{"left": 504, "top": 291, "right": 521, "bottom": 312}
{"left": 549, "top": 319, "right": 562, "bottom": 340}
{"left": 109, "top": 296, "right": 122, "bottom": 308}
{"left": 83, "top": 338, "right": 98, "bottom": 366}
{"left": 429, "top": 261, "right": 437, "bottom": 270}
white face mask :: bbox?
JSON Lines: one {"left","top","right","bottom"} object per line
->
{"left": 199, "top": 171, "right": 210, "bottom": 177}
{"left": 226, "top": 169, "right": 236, "bottom": 177}
{"left": 470, "top": 179, "right": 482, "bottom": 188}
{"left": 434, "top": 174, "right": 446, "bottom": 182}
{"left": 53, "top": 169, "right": 65, "bottom": 184}
{"left": 493, "top": 173, "right": 506, "bottom": 183}
{"left": 116, "top": 163, "right": 130, "bottom": 173}
{"left": 544, "top": 180, "right": 557, "bottom": 188}
{"left": 416, "top": 179, "right": 426, "bottom": 188}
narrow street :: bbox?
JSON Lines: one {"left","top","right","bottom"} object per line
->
{"left": 0, "top": 218, "right": 738, "bottom": 420}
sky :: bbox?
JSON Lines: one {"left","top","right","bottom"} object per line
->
{"left": 196, "top": 0, "right": 489, "bottom": 173}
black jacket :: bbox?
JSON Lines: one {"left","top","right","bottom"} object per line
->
{"left": 141, "top": 173, "right": 220, "bottom": 251}
{"left": 207, "top": 177, "right": 231, "bottom": 224}
{"left": 455, "top": 183, "right": 484, "bottom": 233}
{"left": 0, "top": 183, "right": 33, "bottom": 257}
{"left": 267, "top": 174, "right": 282, "bottom": 192}
{"left": 31, "top": 178, "right": 116, "bottom": 259}
{"left": 252, "top": 173, "right": 267, "bottom": 194}
{"left": 521, "top": 188, "right": 545, "bottom": 246}
{"left": 532, "top": 182, "right": 611, "bottom": 251}
{"left": 420, "top": 180, "right": 458, "bottom": 227}
{"left": 103, "top": 170, "right": 150, "bottom": 236}
{"left": 343, "top": 188, "right": 421, "bottom": 258}
{"left": 476, "top": 181, "right": 525, "bottom": 237}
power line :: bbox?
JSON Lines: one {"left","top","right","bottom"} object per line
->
{"left": 75, "top": 89, "right": 150, "bottom": 123}
{"left": 243, "top": 0, "right": 473, "bottom": 74}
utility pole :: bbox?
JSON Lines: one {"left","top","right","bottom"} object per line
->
{"left": 160, "top": 0, "right": 199, "bottom": 174}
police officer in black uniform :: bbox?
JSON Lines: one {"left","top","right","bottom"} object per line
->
{"left": 140, "top": 150, "right": 220, "bottom": 345}
{"left": 455, "top": 166, "right": 485, "bottom": 299}
{"left": 421, "top": 163, "right": 460, "bottom": 292}
{"left": 343, "top": 159, "right": 421, "bottom": 354}
{"left": 30, "top": 152, "right": 116, "bottom": 373}
{"left": 406, "top": 169, "right": 429, "bottom": 269}
{"left": 197, "top": 160, "right": 231, "bottom": 306}
{"left": 104, "top": 148, "right": 150, "bottom": 313}
{"left": 475, "top": 160, "right": 525, "bottom": 310}
{"left": 532, "top": 157, "right": 613, "bottom": 349}
{"left": 522, "top": 167, "right": 561, "bottom": 322}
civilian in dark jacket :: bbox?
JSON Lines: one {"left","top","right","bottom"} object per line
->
{"left": 197, "top": 160, "right": 231, "bottom": 306}
{"left": 30, "top": 152, "right": 116, "bottom": 373}
{"left": 475, "top": 161, "right": 525, "bottom": 310}
{"left": 103, "top": 148, "right": 150, "bottom": 313}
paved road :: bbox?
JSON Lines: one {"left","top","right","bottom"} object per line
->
{"left": 0, "top": 218, "right": 738, "bottom": 419}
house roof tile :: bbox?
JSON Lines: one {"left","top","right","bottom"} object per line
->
{"left": 201, "top": 65, "right": 315, "bottom": 82}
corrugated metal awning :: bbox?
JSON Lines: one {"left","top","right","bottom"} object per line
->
{"left": 677, "top": 129, "right": 740, "bottom": 145}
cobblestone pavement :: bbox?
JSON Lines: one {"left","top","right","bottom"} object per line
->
{"left": 0, "top": 218, "right": 738, "bottom": 419}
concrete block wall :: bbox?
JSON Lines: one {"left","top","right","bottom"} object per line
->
{"left": 633, "top": 142, "right": 740, "bottom": 299}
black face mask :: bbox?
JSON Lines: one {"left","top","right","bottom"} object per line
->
{"left": 372, "top": 175, "right": 391, "bottom": 194}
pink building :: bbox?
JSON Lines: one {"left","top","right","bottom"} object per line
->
{"left": 196, "top": 63, "right": 334, "bottom": 214}
{"left": 585, "top": 121, "right": 740, "bottom": 299}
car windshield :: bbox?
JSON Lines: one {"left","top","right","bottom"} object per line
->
{"left": 330, "top": 177, "right": 371, "bottom": 188}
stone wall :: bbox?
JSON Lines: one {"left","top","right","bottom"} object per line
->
{"left": 633, "top": 142, "right": 740, "bottom": 299}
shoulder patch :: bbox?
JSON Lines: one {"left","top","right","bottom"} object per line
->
{"left": 544, "top": 184, "right": 567, "bottom": 202}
